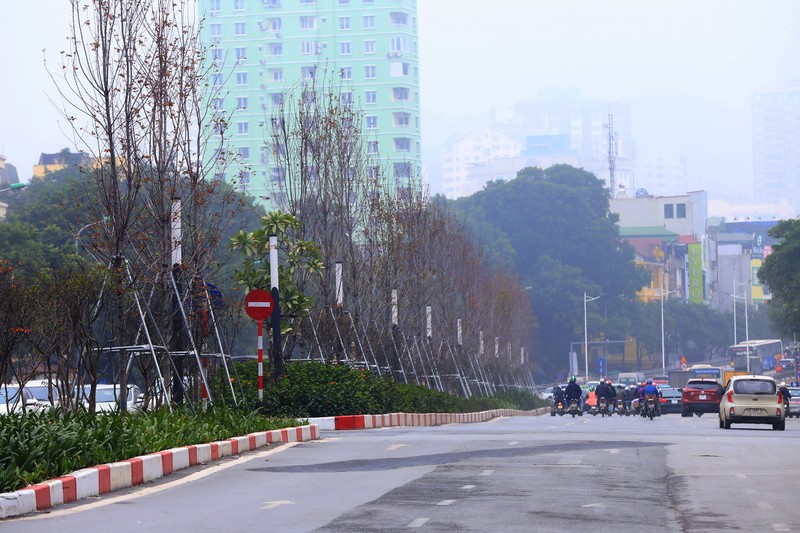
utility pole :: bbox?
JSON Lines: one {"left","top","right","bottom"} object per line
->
{"left": 607, "top": 113, "right": 618, "bottom": 198}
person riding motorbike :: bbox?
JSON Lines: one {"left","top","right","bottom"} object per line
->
{"left": 643, "top": 379, "right": 660, "bottom": 416}
{"left": 564, "top": 376, "right": 583, "bottom": 411}
{"left": 779, "top": 381, "right": 792, "bottom": 411}
{"left": 595, "top": 379, "right": 611, "bottom": 413}
{"left": 552, "top": 384, "right": 566, "bottom": 413}
{"left": 606, "top": 379, "right": 617, "bottom": 413}
{"left": 623, "top": 385, "right": 635, "bottom": 412}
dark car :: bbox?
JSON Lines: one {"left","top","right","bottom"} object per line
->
{"left": 681, "top": 379, "right": 724, "bottom": 417}
{"left": 659, "top": 386, "right": 682, "bottom": 413}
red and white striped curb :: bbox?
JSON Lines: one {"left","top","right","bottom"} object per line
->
{"left": 0, "top": 424, "right": 318, "bottom": 520}
{"left": 310, "top": 407, "right": 548, "bottom": 430}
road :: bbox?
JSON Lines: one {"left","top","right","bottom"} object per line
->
{"left": 4, "top": 412, "right": 799, "bottom": 532}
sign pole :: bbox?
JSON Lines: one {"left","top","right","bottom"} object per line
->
{"left": 258, "top": 319, "right": 264, "bottom": 400}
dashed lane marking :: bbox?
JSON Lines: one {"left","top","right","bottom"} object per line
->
{"left": 461, "top": 485, "right": 476, "bottom": 490}
{"left": 407, "top": 518, "right": 430, "bottom": 528}
{"left": 773, "top": 523, "right": 790, "bottom": 532}
{"left": 387, "top": 444, "right": 409, "bottom": 451}
{"left": 508, "top": 441, "right": 519, "bottom": 445}
{"left": 479, "top": 469, "right": 494, "bottom": 476}
{"left": 758, "top": 502, "right": 774, "bottom": 510}
{"left": 736, "top": 473, "right": 747, "bottom": 479}
{"left": 260, "top": 500, "right": 295, "bottom": 510}
{"left": 436, "top": 500, "right": 456, "bottom": 506}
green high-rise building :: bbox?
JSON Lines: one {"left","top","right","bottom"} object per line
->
{"left": 201, "top": 0, "right": 421, "bottom": 204}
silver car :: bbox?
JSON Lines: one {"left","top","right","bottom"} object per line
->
{"left": 719, "top": 375, "right": 785, "bottom": 431}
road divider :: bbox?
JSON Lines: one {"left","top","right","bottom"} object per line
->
{"left": 309, "top": 408, "right": 547, "bottom": 431}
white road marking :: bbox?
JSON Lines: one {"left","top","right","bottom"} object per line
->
{"left": 736, "top": 473, "right": 747, "bottom": 479}
{"left": 260, "top": 500, "right": 295, "bottom": 510}
{"left": 758, "top": 502, "right": 774, "bottom": 510}
{"left": 436, "top": 499, "right": 456, "bottom": 506}
{"left": 746, "top": 489, "right": 759, "bottom": 495}
{"left": 582, "top": 503, "right": 606, "bottom": 508}
{"left": 461, "top": 485, "right": 476, "bottom": 490}
{"left": 773, "top": 524, "right": 790, "bottom": 532}
{"left": 606, "top": 448, "right": 620, "bottom": 454}
{"left": 479, "top": 469, "right": 494, "bottom": 476}
{"left": 387, "top": 444, "right": 408, "bottom": 451}
{"left": 508, "top": 440, "right": 519, "bottom": 445}
{"left": 407, "top": 518, "right": 430, "bottom": 528}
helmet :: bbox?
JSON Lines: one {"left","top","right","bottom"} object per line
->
{"left": 570, "top": 376, "right": 577, "bottom": 383}
{"left": 781, "top": 382, "right": 787, "bottom": 387}
{"left": 606, "top": 379, "right": 612, "bottom": 384}
{"left": 628, "top": 385, "right": 634, "bottom": 390}
{"left": 646, "top": 379, "right": 652, "bottom": 385}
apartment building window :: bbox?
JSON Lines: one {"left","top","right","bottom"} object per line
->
{"left": 664, "top": 204, "right": 674, "bottom": 219}
{"left": 235, "top": 72, "right": 248, "bottom": 85}
{"left": 394, "top": 162, "right": 411, "bottom": 178}
{"left": 363, "top": 15, "right": 374, "bottom": 29}
{"left": 341, "top": 91, "right": 353, "bottom": 105}
{"left": 392, "top": 87, "right": 409, "bottom": 101}
{"left": 299, "top": 0, "right": 314, "bottom": 3}
{"left": 210, "top": 23, "right": 222, "bottom": 37}
{"left": 238, "top": 122, "right": 249, "bottom": 135}
{"left": 235, "top": 47, "right": 246, "bottom": 62}
{"left": 339, "top": 0, "right": 350, "bottom": 4}
{"left": 268, "top": 18, "right": 281, "bottom": 31}
{"left": 365, "top": 90, "right": 376, "bottom": 104}
{"left": 363, "top": 40, "right": 375, "bottom": 54}
{"left": 234, "top": 0, "right": 245, "bottom": 10}
{"left": 364, "top": 65, "right": 376, "bottom": 79}
{"left": 234, "top": 22, "right": 246, "bottom": 36}
{"left": 394, "top": 138, "right": 411, "bottom": 152}
{"left": 211, "top": 48, "right": 223, "bottom": 63}
{"left": 339, "top": 17, "right": 351, "bottom": 30}
{"left": 366, "top": 116, "right": 378, "bottom": 129}
{"left": 271, "top": 167, "right": 286, "bottom": 183}
{"left": 390, "top": 37, "right": 406, "bottom": 54}
{"left": 236, "top": 97, "right": 248, "bottom": 109}
{"left": 301, "top": 41, "right": 315, "bottom": 55}
{"left": 390, "top": 62, "right": 410, "bottom": 77}
{"left": 676, "top": 203, "right": 687, "bottom": 218}
{"left": 212, "top": 97, "right": 224, "bottom": 110}
{"left": 367, "top": 141, "right": 378, "bottom": 154}
{"left": 390, "top": 12, "right": 408, "bottom": 25}
{"left": 393, "top": 112, "right": 410, "bottom": 127}
{"left": 239, "top": 146, "right": 250, "bottom": 160}
{"left": 300, "top": 16, "right": 316, "bottom": 30}
{"left": 270, "top": 43, "right": 282, "bottom": 56}
{"left": 302, "top": 66, "right": 316, "bottom": 80}
{"left": 336, "top": 66, "right": 351, "bottom": 80}
{"left": 212, "top": 73, "right": 223, "bottom": 87}
{"left": 269, "top": 68, "right": 283, "bottom": 82}
{"left": 368, "top": 166, "right": 379, "bottom": 179}
{"left": 270, "top": 93, "right": 283, "bottom": 106}
{"left": 264, "top": 0, "right": 280, "bottom": 6}
{"left": 260, "top": 146, "right": 270, "bottom": 164}
{"left": 209, "top": 0, "right": 221, "bottom": 12}
{"left": 340, "top": 42, "right": 352, "bottom": 55}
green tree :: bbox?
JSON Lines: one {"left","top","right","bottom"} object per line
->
{"left": 758, "top": 219, "right": 800, "bottom": 337}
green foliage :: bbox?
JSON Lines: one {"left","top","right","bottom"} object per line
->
{"left": 759, "top": 219, "right": 800, "bottom": 337}
{"left": 224, "top": 360, "right": 545, "bottom": 418}
{"left": 0, "top": 407, "right": 298, "bottom": 493}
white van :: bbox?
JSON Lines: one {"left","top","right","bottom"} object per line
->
{"left": 617, "top": 372, "right": 645, "bottom": 387}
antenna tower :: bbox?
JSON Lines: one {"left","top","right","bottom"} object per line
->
{"left": 607, "top": 113, "right": 618, "bottom": 197}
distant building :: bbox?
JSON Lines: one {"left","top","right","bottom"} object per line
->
{"left": 200, "top": 0, "right": 421, "bottom": 205}
{"left": 634, "top": 154, "right": 688, "bottom": 197}
{"left": 752, "top": 86, "right": 800, "bottom": 212}
{"left": 441, "top": 128, "right": 521, "bottom": 198}
{"left": 33, "top": 150, "right": 91, "bottom": 178}
{"left": 0, "top": 154, "right": 19, "bottom": 186}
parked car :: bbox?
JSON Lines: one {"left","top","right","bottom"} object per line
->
{"left": 24, "top": 379, "right": 62, "bottom": 407}
{"left": 659, "top": 386, "right": 682, "bottom": 413}
{"left": 78, "top": 384, "right": 142, "bottom": 413}
{"left": 0, "top": 385, "right": 41, "bottom": 415}
{"left": 681, "top": 379, "right": 724, "bottom": 417}
{"left": 787, "top": 387, "right": 800, "bottom": 418}
{"left": 719, "top": 375, "right": 785, "bottom": 430}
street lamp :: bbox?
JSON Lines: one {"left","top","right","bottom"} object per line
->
{"left": 660, "top": 287, "right": 678, "bottom": 374}
{"left": 731, "top": 280, "right": 752, "bottom": 371}
{"left": 0, "top": 183, "right": 25, "bottom": 193}
{"left": 75, "top": 216, "right": 110, "bottom": 255}
{"left": 584, "top": 291, "right": 600, "bottom": 381}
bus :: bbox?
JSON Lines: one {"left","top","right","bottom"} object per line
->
{"left": 728, "top": 339, "right": 784, "bottom": 374}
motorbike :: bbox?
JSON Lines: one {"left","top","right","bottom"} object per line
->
{"left": 644, "top": 394, "right": 657, "bottom": 420}
{"left": 551, "top": 399, "right": 566, "bottom": 416}
{"left": 598, "top": 397, "right": 609, "bottom": 417}
{"left": 568, "top": 398, "right": 582, "bottom": 417}
{"left": 616, "top": 399, "right": 627, "bottom": 416}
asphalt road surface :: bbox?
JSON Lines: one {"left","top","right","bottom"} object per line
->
{"left": 4, "top": 412, "right": 799, "bottom": 532}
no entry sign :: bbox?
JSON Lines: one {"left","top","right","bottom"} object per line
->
{"left": 244, "top": 289, "right": 274, "bottom": 321}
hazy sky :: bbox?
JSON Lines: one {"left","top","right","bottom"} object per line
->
{"left": 1, "top": 1, "right": 798, "bottom": 206}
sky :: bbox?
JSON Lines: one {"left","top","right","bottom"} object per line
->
{"left": 1, "top": 1, "right": 798, "bottom": 210}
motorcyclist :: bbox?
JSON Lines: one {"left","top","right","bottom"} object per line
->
{"left": 643, "top": 379, "right": 660, "bottom": 415}
{"left": 564, "top": 376, "right": 583, "bottom": 411}
{"left": 607, "top": 379, "right": 617, "bottom": 413}
{"left": 595, "top": 379, "right": 611, "bottom": 413}
{"left": 779, "top": 382, "right": 792, "bottom": 411}
{"left": 623, "top": 385, "right": 635, "bottom": 412}
{"left": 552, "top": 383, "right": 566, "bottom": 412}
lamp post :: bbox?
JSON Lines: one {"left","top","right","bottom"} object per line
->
{"left": 584, "top": 291, "right": 600, "bottom": 381}
{"left": 660, "top": 287, "right": 678, "bottom": 374}
{"left": 0, "top": 183, "right": 25, "bottom": 193}
{"left": 732, "top": 280, "right": 752, "bottom": 371}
